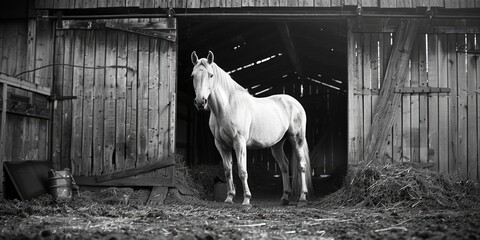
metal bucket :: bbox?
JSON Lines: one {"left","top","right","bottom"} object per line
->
{"left": 48, "top": 169, "right": 73, "bottom": 200}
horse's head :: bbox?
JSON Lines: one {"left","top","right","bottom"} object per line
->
{"left": 191, "top": 50, "right": 215, "bottom": 111}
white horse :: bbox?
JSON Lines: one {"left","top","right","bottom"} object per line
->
{"left": 191, "top": 51, "right": 313, "bottom": 206}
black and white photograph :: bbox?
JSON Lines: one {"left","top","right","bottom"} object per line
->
{"left": 0, "top": 0, "right": 479, "bottom": 239}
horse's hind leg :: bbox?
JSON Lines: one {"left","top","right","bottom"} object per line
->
{"left": 271, "top": 138, "right": 291, "bottom": 205}
{"left": 215, "top": 140, "right": 236, "bottom": 204}
{"left": 289, "top": 133, "right": 309, "bottom": 207}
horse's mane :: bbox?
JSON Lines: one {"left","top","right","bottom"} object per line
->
{"left": 194, "top": 59, "right": 248, "bottom": 94}
{"left": 211, "top": 62, "right": 248, "bottom": 93}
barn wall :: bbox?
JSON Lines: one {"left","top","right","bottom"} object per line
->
{"left": 349, "top": 19, "right": 480, "bottom": 181}
{"left": 51, "top": 18, "right": 177, "bottom": 178}
{"left": 0, "top": 19, "right": 53, "bottom": 193}
{"left": 34, "top": 0, "right": 480, "bottom": 9}
{"left": 0, "top": 19, "right": 54, "bottom": 162}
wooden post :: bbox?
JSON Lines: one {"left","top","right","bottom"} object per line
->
{"left": 0, "top": 83, "right": 7, "bottom": 158}
{"left": 363, "top": 19, "right": 418, "bottom": 165}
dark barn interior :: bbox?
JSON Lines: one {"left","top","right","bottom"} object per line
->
{"left": 175, "top": 20, "right": 349, "bottom": 185}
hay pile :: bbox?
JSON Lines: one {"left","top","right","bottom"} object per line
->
{"left": 322, "top": 162, "right": 480, "bottom": 209}
{"left": 175, "top": 156, "right": 225, "bottom": 199}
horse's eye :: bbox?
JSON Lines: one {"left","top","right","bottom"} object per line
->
{"left": 209, "top": 73, "right": 213, "bottom": 78}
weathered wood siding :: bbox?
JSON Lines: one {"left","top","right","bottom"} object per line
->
{"left": 0, "top": 20, "right": 51, "bottom": 162}
{"left": 349, "top": 20, "right": 480, "bottom": 180}
{"left": 34, "top": 0, "right": 480, "bottom": 9}
{"left": 0, "top": 20, "right": 54, "bottom": 192}
{"left": 52, "top": 18, "right": 177, "bottom": 177}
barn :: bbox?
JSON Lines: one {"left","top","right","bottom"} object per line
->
{"left": 0, "top": 0, "right": 480, "bottom": 199}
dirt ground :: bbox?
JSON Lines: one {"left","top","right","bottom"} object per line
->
{"left": 1, "top": 183, "right": 480, "bottom": 240}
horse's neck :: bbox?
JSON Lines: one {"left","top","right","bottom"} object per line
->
{"left": 208, "top": 66, "right": 244, "bottom": 117}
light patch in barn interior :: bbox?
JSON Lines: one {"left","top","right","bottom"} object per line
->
{"left": 332, "top": 79, "right": 342, "bottom": 84}
{"left": 300, "top": 84, "right": 304, "bottom": 97}
{"left": 227, "top": 53, "right": 281, "bottom": 74}
{"left": 256, "top": 54, "right": 277, "bottom": 65}
{"left": 306, "top": 77, "right": 341, "bottom": 91}
{"left": 255, "top": 87, "right": 273, "bottom": 96}
{"left": 390, "top": 33, "right": 393, "bottom": 46}
{"left": 251, "top": 84, "right": 261, "bottom": 89}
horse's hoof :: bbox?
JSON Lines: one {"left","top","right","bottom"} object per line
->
{"left": 281, "top": 199, "right": 289, "bottom": 206}
{"left": 297, "top": 200, "right": 308, "bottom": 207}
{"left": 224, "top": 199, "right": 234, "bottom": 204}
{"left": 241, "top": 203, "right": 252, "bottom": 211}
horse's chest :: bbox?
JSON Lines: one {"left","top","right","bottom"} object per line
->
{"left": 210, "top": 115, "right": 247, "bottom": 146}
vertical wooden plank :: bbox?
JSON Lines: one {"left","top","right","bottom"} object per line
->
{"left": 148, "top": 38, "right": 160, "bottom": 166}
{"left": 466, "top": 34, "right": 477, "bottom": 180}
{"left": 344, "top": 0, "right": 356, "bottom": 6}
{"left": 315, "top": 0, "right": 330, "bottom": 6}
{"left": 347, "top": 21, "right": 363, "bottom": 165}
{"left": 476, "top": 33, "right": 480, "bottom": 181}
{"left": 52, "top": 29, "right": 65, "bottom": 169}
{"left": 71, "top": 30, "right": 85, "bottom": 175}
{"left": 104, "top": 30, "right": 117, "bottom": 174}
{"left": 116, "top": 31, "right": 127, "bottom": 171}
{"left": 0, "top": 83, "right": 8, "bottom": 192}
{"left": 61, "top": 31, "right": 74, "bottom": 169}
{"left": 447, "top": 34, "right": 459, "bottom": 175}
{"left": 457, "top": 34, "right": 468, "bottom": 179}
{"left": 331, "top": 0, "right": 342, "bottom": 6}
{"left": 93, "top": 30, "right": 106, "bottom": 176}
{"left": 445, "top": 0, "right": 459, "bottom": 8}
{"left": 158, "top": 40, "right": 170, "bottom": 161}
{"left": 418, "top": 34, "right": 429, "bottom": 164}
{"left": 286, "top": 0, "right": 298, "bottom": 6}
{"left": 410, "top": 37, "right": 420, "bottom": 163}
{"left": 201, "top": 0, "right": 210, "bottom": 8}
{"left": 137, "top": 35, "right": 149, "bottom": 167}
{"left": 459, "top": 0, "right": 475, "bottom": 8}
{"left": 25, "top": 20, "right": 36, "bottom": 83}
{"left": 428, "top": 33, "right": 439, "bottom": 170}
{"left": 416, "top": 0, "right": 428, "bottom": 7}
{"left": 362, "top": 33, "right": 373, "bottom": 159}
{"left": 429, "top": 0, "right": 443, "bottom": 7}
{"left": 402, "top": 47, "right": 412, "bottom": 162}
{"left": 81, "top": 30, "right": 95, "bottom": 176}
{"left": 35, "top": 20, "right": 54, "bottom": 87}
{"left": 379, "top": 0, "right": 395, "bottom": 7}
{"left": 300, "top": 0, "right": 313, "bottom": 6}
{"left": 437, "top": 34, "right": 449, "bottom": 173}
{"left": 231, "top": 0, "right": 241, "bottom": 6}
{"left": 125, "top": 33, "right": 138, "bottom": 169}
{"left": 1, "top": 24, "right": 17, "bottom": 77}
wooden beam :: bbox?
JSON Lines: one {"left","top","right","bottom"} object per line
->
{"left": 95, "top": 155, "right": 176, "bottom": 182}
{"left": 0, "top": 73, "right": 51, "bottom": 96}
{"left": 363, "top": 19, "right": 418, "bottom": 165}
{"left": 277, "top": 22, "right": 304, "bottom": 78}
{"left": 75, "top": 176, "right": 175, "bottom": 187}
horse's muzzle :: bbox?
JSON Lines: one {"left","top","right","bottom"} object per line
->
{"left": 194, "top": 98, "right": 208, "bottom": 111}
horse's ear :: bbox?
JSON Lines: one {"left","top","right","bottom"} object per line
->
{"left": 191, "top": 51, "right": 198, "bottom": 65}
{"left": 207, "top": 50, "right": 214, "bottom": 64}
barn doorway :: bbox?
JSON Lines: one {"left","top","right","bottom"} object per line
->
{"left": 175, "top": 20, "right": 348, "bottom": 194}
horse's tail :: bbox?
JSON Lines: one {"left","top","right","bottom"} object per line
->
{"left": 291, "top": 141, "right": 314, "bottom": 200}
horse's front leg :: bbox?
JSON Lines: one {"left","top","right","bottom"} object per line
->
{"left": 215, "top": 140, "right": 235, "bottom": 204}
{"left": 233, "top": 137, "right": 251, "bottom": 206}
